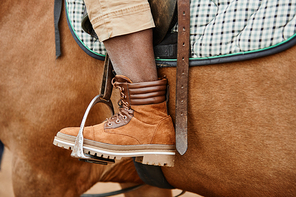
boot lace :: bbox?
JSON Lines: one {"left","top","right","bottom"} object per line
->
{"left": 106, "top": 82, "right": 133, "bottom": 126}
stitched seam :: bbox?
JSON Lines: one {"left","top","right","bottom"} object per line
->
{"left": 105, "top": 130, "right": 141, "bottom": 144}
{"left": 149, "top": 116, "right": 171, "bottom": 144}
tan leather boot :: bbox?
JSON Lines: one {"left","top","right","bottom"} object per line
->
{"left": 53, "top": 75, "right": 175, "bottom": 166}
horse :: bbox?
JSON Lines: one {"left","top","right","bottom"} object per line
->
{"left": 1, "top": 0, "right": 296, "bottom": 197}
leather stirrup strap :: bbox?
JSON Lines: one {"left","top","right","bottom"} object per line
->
{"left": 54, "top": 0, "right": 63, "bottom": 58}
{"left": 176, "top": 0, "right": 190, "bottom": 155}
{"left": 100, "top": 53, "right": 114, "bottom": 101}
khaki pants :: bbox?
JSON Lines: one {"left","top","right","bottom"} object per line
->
{"left": 84, "top": 0, "right": 155, "bottom": 41}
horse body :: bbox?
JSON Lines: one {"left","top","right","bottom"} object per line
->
{"left": 1, "top": 0, "right": 296, "bottom": 196}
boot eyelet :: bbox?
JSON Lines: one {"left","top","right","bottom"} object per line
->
{"left": 123, "top": 115, "right": 127, "bottom": 119}
{"left": 107, "top": 123, "right": 112, "bottom": 126}
{"left": 115, "top": 120, "right": 120, "bottom": 123}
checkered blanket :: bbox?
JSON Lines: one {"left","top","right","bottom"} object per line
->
{"left": 66, "top": 0, "right": 296, "bottom": 64}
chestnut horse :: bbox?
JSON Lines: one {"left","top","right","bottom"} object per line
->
{"left": 1, "top": 0, "right": 296, "bottom": 197}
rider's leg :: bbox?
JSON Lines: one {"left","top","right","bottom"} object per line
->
{"left": 103, "top": 29, "right": 158, "bottom": 83}
{"left": 84, "top": 0, "right": 158, "bottom": 82}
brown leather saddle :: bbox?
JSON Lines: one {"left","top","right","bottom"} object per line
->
{"left": 81, "top": 0, "right": 177, "bottom": 45}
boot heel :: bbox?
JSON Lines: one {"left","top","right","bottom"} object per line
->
{"left": 135, "top": 154, "right": 175, "bottom": 167}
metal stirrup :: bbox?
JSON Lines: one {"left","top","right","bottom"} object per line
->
{"left": 71, "top": 54, "right": 115, "bottom": 164}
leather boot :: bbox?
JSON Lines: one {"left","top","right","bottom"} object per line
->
{"left": 53, "top": 75, "right": 175, "bottom": 167}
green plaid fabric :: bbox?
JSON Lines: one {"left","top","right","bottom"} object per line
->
{"left": 66, "top": 0, "right": 296, "bottom": 59}
{"left": 66, "top": 0, "right": 106, "bottom": 55}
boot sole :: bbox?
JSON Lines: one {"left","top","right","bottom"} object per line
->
{"left": 53, "top": 132, "right": 175, "bottom": 167}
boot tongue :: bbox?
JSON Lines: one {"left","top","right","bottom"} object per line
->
{"left": 113, "top": 75, "right": 133, "bottom": 83}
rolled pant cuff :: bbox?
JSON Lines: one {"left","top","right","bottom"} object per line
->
{"left": 90, "top": 2, "right": 155, "bottom": 41}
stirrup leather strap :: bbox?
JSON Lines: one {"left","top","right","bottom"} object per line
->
{"left": 176, "top": 0, "right": 190, "bottom": 155}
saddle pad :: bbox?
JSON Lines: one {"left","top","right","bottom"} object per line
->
{"left": 65, "top": 0, "right": 296, "bottom": 66}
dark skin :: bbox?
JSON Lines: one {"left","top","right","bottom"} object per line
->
{"left": 103, "top": 29, "right": 158, "bottom": 83}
